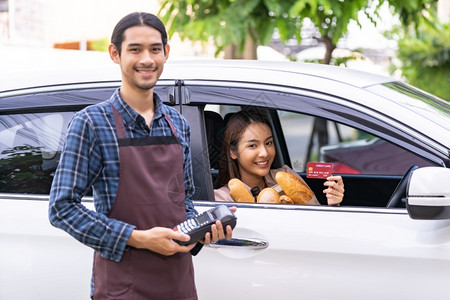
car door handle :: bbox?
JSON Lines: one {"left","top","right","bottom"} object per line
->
{"left": 208, "top": 237, "right": 269, "bottom": 249}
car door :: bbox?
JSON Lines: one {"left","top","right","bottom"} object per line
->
{"left": 180, "top": 83, "right": 450, "bottom": 300}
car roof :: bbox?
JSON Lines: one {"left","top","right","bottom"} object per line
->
{"left": 1, "top": 48, "right": 448, "bottom": 151}
{"left": 163, "top": 59, "right": 393, "bottom": 87}
{"left": 0, "top": 49, "right": 392, "bottom": 92}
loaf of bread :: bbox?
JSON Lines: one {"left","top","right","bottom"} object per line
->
{"left": 228, "top": 178, "right": 255, "bottom": 203}
{"left": 257, "top": 188, "right": 280, "bottom": 203}
{"left": 275, "top": 171, "right": 313, "bottom": 204}
{"left": 279, "top": 195, "right": 294, "bottom": 204}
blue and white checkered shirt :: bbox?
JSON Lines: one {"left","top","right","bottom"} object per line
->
{"left": 49, "top": 88, "right": 196, "bottom": 262}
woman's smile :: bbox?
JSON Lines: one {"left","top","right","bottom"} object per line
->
{"left": 255, "top": 160, "right": 270, "bottom": 167}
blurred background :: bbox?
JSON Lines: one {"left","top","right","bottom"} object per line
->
{"left": 0, "top": 0, "right": 448, "bottom": 100}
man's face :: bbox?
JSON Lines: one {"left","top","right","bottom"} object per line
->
{"left": 109, "top": 25, "right": 170, "bottom": 93}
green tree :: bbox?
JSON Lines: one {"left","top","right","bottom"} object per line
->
{"left": 158, "top": 0, "right": 437, "bottom": 61}
{"left": 389, "top": 18, "right": 449, "bottom": 100}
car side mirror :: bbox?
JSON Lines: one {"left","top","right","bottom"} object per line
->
{"left": 406, "top": 167, "right": 450, "bottom": 220}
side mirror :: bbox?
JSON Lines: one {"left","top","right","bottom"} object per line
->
{"left": 406, "top": 167, "right": 450, "bottom": 220}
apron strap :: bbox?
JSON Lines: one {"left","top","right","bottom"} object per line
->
{"left": 111, "top": 103, "right": 179, "bottom": 139}
{"left": 111, "top": 103, "right": 127, "bottom": 139}
{"left": 164, "top": 114, "right": 179, "bottom": 138}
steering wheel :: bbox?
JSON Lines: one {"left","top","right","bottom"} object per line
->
{"left": 386, "top": 165, "right": 419, "bottom": 208}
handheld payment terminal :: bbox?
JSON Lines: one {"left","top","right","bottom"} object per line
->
{"left": 173, "top": 205, "right": 237, "bottom": 245}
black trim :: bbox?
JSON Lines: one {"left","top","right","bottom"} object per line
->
{"left": 118, "top": 136, "right": 179, "bottom": 147}
{"left": 407, "top": 203, "right": 450, "bottom": 220}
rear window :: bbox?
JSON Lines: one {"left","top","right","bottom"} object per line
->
{"left": 0, "top": 112, "right": 74, "bottom": 194}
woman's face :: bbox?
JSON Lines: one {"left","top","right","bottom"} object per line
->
{"left": 231, "top": 122, "right": 275, "bottom": 184}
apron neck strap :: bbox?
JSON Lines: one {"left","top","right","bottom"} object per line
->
{"left": 111, "top": 103, "right": 179, "bottom": 139}
{"left": 163, "top": 114, "right": 179, "bottom": 138}
{"left": 111, "top": 103, "right": 126, "bottom": 139}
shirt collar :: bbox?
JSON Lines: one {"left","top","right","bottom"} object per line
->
{"left": 110, "top": 88, "right": 166, "bottom": 127}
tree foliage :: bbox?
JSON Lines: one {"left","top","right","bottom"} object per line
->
{"left": 158, "top": 0, "right": 438, "bottom": 60}
{"left": 390, "top": 16, "right": 449, "bottom": 100}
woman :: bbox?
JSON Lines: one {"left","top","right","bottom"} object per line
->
{"left": 214, "top": 109, "right": 344, "bottom": 205}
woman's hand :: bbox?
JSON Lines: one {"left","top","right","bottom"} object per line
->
{"left": 323, "top": 176, "right": 344, "bottom": 206}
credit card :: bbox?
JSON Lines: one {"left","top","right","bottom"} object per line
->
{"left": 306, "top": 162, "right": 333, "bottom": 179}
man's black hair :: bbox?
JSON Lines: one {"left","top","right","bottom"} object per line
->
{"left": 111, "top": 12, "right": 168, "bottom": 55}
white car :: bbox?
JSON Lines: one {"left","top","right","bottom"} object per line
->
{"left": 1, "top": 55, "right": 449, "bottom": 299}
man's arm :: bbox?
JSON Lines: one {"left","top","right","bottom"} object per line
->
{"left": 48, "top": 110, "right": 134, "bottom": 262}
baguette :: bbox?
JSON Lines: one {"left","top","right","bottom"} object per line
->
{"left": 275, "top": 171, "right": 314, "bottom": 204}
{"left": 228, "top": 178, "right": 255, "bottom": 203}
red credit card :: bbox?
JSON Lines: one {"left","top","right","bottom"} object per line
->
{"left": 306, "top": 162, "right": 333, "bottom": 179}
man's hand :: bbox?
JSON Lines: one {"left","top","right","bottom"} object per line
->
{"left": 127, "top": 227, "right": 196, "bottom": 256}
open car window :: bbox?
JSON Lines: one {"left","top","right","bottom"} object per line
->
{"left": 204, "top": 104, "right": 435, "bottom": 176}
{"left": 202, "top": 103, "right": 436, "bottom": 207}
{"left": 277, "top": 110, "right": 434, "bottom": 176}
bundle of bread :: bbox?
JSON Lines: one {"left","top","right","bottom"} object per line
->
{"left": 227, "top": 171, "right": 314, "bottom": 204}
{"left": 256, "top": 187, "right": 295, "bottom": 204}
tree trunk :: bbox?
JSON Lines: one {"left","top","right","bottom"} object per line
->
{"left": 223, "top": 44, "right": 242, "bottom": 59}
{"left": 223, "top": 30, "right": 258, "bottom": 59}
{"left": 321, "top": 36, "right": 336, "bottom": 65}
{"left": 242, "top": 33, "right": 257, "bottom": 59}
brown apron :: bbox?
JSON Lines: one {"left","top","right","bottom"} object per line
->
{"left": 93, "top": 104, "right": 197, "bottom": 300}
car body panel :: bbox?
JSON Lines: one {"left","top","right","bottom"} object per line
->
{"left": 192, "top": 202, "right": 450, "bottom": 299}
{"left": 0, "top": 196, "right": 94, "bottom": 299}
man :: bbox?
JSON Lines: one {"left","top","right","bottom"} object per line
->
{"left": 49, "top": 12, "right": 233, "bottom": 299}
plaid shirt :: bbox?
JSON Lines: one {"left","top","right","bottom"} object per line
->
{"left": 49, "top": 89, "right": 196, "bottom": 262}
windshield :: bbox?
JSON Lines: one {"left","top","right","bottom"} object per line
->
{"left": 368, "top": 81, "right": 450, "bottom": 129}
{"left": 366, "top": 81, "right": 450, "bottom": 151}
{"left": 369, "top": 82, "right": 450, "bottom": 123}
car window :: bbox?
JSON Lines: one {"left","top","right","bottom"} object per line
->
{"left": 0, "top": 112, "right": 74, "bottom": 194}
{"left": 204, "top": 104, "right": 434, "bottom": 177}
{"left": 277, "top": 111, "right": 434, "bottom": 175}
